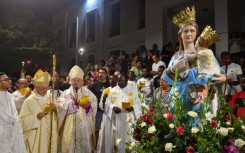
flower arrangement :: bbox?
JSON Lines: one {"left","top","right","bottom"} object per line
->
{"left": 121, "top": 74, "right": 245, "bottom": 153}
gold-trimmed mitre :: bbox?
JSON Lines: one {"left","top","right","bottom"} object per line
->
{"left": 69, "top": 65, "right": 84, "bottom": 80}
{"left": 200, "top": 25, "right": 221, "bottom": 48}
{"left": 33, "top": 69, "right": 51, "bottom": 86}
{"left": 172, "top": 6, "right": 196, "bottom": 27}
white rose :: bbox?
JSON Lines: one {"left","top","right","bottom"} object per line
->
{"left": 130, "top": 142, "right": 136, "bottom": 148}
{"left": 187, "top": 111, "right": 198, "bottom": 118}
{"left": 165, "top": 143, "right": 176, "bottom": 152}
{"left": 191, "top": 127, "right": 199, "bottom": 134}
{"left": 235, "top": 139, "right": 245, "bottom": 148}
{"left": 218, "top": 127, "right": 228, "bottom": 136}
{"left": 128, "top": 122, "right": 132, "bottom": 127}
{"left": 126, "top": 117, "right": 132, "bottom": 123}
{"left": 116, "top": 138, "right": 121, "bottom": 145}
{"left": 141, "top": 122, "right": 146, "bottom": 127}
{"left": 169, "top": 123, "right": 175, "bottom": 129}
{"left": 205, "top": 111, "right": 214, "bottom": 121}
{"left": 226, "top": 122, "right": 231, "bottom": 126}
{"left": 163, "top": 113, "right": 168, "bottom": 118}
{"left": 148, "top": 125, "right": 156, "bottom": 134}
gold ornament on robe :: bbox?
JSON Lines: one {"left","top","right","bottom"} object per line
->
{"left": 172, "top": 6, "right": 196, "bottom": 27}
{"left": 20, "top": 87, "right": 30, "bottom": 95}
{"left": 199, "top": 25, "right": 221, "bottom": 48}
{"left": 79, "top": 96, "right": 90, "bottom": 105}
{"left": 104, "top": 87, "right": 110, "bottom": 95}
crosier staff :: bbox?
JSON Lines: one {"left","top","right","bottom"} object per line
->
{"left": 52, "top": 55, "right": 56, "bottom": 104}
{"left": 48, "top": 54, "right": 56, "bottom": 153}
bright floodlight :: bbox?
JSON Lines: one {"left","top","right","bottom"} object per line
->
{"left": 78, "top": 48, "right": 85, "bottom": 56}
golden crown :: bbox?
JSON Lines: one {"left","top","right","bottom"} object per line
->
{"left": 172, "top": 6, "right": 196, "bottom": 27}
{"left": 200, "top": 25, "right": 221, "bottom": 48}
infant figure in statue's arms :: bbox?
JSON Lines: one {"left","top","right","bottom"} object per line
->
{"left": 195, "top": 25, "right": 221, "bottom": 77}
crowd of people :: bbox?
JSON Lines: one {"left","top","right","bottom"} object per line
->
{"left": 0, "top": 6, "right": 245, "bottom": 153}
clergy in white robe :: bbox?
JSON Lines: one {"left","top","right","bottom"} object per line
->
{"left": 0, "top": 72, "right": 26, "bottom": 153}
{"left": 57, "top": 65, "right": 97, "bottom": 153}
{"left": 12, "top": 78, "right": 32, "bottom": 113}
{"left": 97, "top": 75, "right": 117, "bottom": 153}
{"left": 106, "top": 74, "right": 142, "bottom": 153}
{"left": 19, "top": 70, "right": 58, "bottom": 153}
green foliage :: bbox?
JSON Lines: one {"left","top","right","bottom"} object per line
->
{"left": 0, "top": 7, "right": 64, "bottom": 55}
{"left": 124, "top": 79, "right": 245, "bottom": 152}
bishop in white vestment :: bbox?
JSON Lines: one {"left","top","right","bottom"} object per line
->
{"left": 57, "top": 65, "right": 97, "bottom": 153}
{"left": 19, "top": 70, "right": 58, "bottom": 153}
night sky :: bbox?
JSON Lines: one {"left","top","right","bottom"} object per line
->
{"left": 0, "top": 0, "right": 77, "bottom": 20}
{"left": 0, "top": 0, "right": 77, "bottom": 76}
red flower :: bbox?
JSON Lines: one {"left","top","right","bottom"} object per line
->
{"left": 135, "top": 134, "right": 141, "bottom": 141}
{"left": 146, "top": 117, "right": 154, "bottom": 124}
{"left": 167, "top": 113, "right": 174, "bottom": 121}
{"left": 150, "top": 107, "right": 155, "bottom": 115}
{"left": 211, "top": 120, "right": 217, "bottom": 128}
{"left": 147, "top": 135, "right": 153, "bottom": 140}
{"left": 141, "top": 114, "right": 147, "bottom": 119}
{"left": 224, "top": 114, "right": 231, "bottom": 121}
{"left": 186, "top": 146, "right": 195, "bottom": 153}
{"left": 135, "top": 128, "right": 140, "bottom": 134}
{"left": 176, "top": 127, "right": 185, "bottom": 135}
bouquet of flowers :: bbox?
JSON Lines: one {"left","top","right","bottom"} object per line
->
{"left": 122, "top": 74, "right": 245, "bottom": 153}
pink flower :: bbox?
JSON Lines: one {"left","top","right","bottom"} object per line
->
{"left": 186, "top": 146, "right": 195, "bottom": 153}
{"left": 167, "top": 113, "right": 174, "bottom": 121}
{"left": 176, "top": 127, "right": 185, "bottom": 135}
{"left": 211, "top": 120, "right": 217, "bottom": 128}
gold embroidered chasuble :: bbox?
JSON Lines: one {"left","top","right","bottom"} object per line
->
{"left": 57, "top": 86, "right": 97, "bottom": 153}
{"left": 19, "top": 92, "right": 58, "bottom": 153}
{"left": 106, "top": 85, "right": 142, "bottom": 153}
